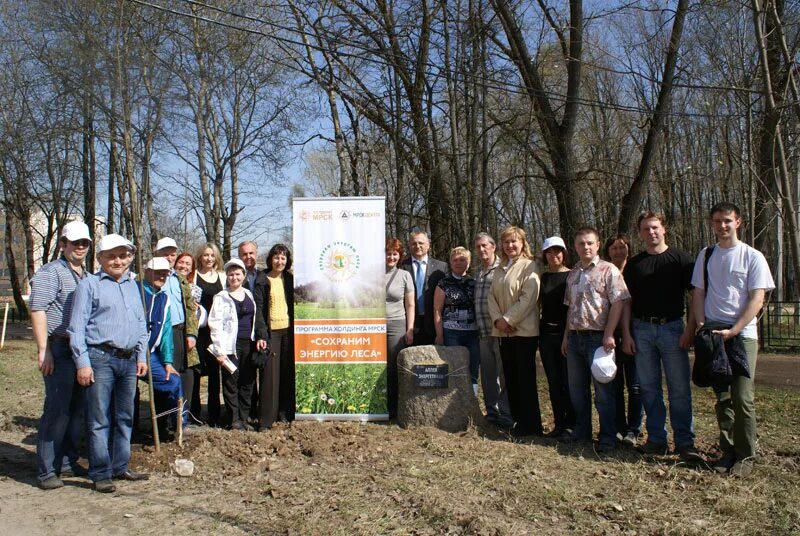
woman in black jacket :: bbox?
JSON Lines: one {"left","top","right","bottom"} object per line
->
{"left": 254, "top": 244, "right": 295, "bottom": 430}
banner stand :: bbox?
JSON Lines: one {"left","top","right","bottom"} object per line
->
{"left": 292, "top": 197, "right": 388, "bottom": 421}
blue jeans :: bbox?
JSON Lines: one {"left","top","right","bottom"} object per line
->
{"left": 443, "top": 328, "right": 480, "bottom": 385}
{"left": 85, "top": 346, "right": 138, "bottom": 482}
{"left": 37, "top": 338, "right": 84, "bottom": 482}
{"left": 566, "top": 331, "right": 616, "bottom": 446}
{"left": 632, "top": 318, "right": 694, "bottom": 447}
{"left": 613, "top": 344, "right": 643, "bottom": 436}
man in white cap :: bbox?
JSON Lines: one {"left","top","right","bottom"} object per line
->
{"left": 155, "top": 237, "right": 199, "bottom": 426}
{"left": 140, "top": 257, "right": 185, "bottom": 440}
{"left": 560, "top": 227, "right": 630, "bottom": 454}
{"left": 68, "top": 234, "right": 149, "bottom": 493}
{"left": 29, "top": 221, "right": 92, "bottom": 489}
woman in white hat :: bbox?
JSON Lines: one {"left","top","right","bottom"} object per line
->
{"left": 207, "top": 259, "right": 268, "bottom": 430}
{"left": 538, "top": 236, "right": 576, "bottom": 439}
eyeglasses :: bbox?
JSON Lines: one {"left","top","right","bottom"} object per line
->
{"left": 70, "top": 239, "right": 91, "bottom": 248}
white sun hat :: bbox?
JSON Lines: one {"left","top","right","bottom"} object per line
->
{"left": 223, "top": 258, "right": 246, "bottom": 272}
{"left": 155, "top": 237, "right": 178, "bottom": 252}
{"left": 145, "top": 257, "right": 170, "bottom": 271}
{"left": 542, "top": 236, "right": 567, "bottom": 252}
{"left": 97, "top": 234, "right": 135, "bottom": 253}
{"left": 61, "top": 221, "right": 92, "bottom": 242}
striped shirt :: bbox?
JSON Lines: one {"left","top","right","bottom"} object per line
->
{"left": 67, "top": 269, "right": 149, "bottom": 368}
{"left": 474, "top": 257, "right": 500, "bottom": 338}
{"left": 29, "top": 257, "right": 86, "bottom": 337}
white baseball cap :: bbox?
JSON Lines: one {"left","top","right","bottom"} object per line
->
{"left": 155, "top": 237, "right": 178, "bottom": 252}
{"left": 61, "top": 221, "right": 92, "bottom": 242}
{"left": 591, "top": 346, "right": 617, "bottom": 383}
{"left": 542, "top": 236, "right": 567, "bottom": 252}
{"left": 145, "top": 257, "right": 170, "bottom": 271}
{"left": 97, "top": 234, "right": 135, "bottom": 253}
{"left": 223, "top": 258, "right": 246, "bottom": 272}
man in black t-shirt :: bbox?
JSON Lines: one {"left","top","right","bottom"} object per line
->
{"left": 622, "top": 211, "right": 701, "bottom": 461}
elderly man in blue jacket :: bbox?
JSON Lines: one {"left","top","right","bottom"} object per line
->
{"left": 140, "top": 257, "right": 186, "bottom": 439}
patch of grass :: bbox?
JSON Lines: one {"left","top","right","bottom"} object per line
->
{"left": 296, "top": 363, "right": 387, "bottom": 414}
{"left": 295, "top": 301, "right": 385, "bottom": 320}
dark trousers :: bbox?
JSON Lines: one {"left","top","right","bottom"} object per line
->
{"left": 276, "top": 328, "right": 295, "bottom": 421}
{"left": 198, "top": 327, "right": 221, "bottom": 426}
{"left": 221, "top": 339, "right": 258, "bottom": 427}
{"left": 260, "top": 329, "right": 285, "bottom": 429}
{"left": 499, "top": 336, "right": 543, "bottom": 435}
{"left": 386, "top": 319, "right": 407, "bottom": 418}
{"left": 173, "top": 324, "right": 198, "bottom": 424}
{"left": 539, "top": 331, "right": 576, "bottom": 432}
{"left": 191, "top": 373, "right": 202, "bottom": 421}
{"left": 412, "top": 315, "right": 434, "bottom": 346}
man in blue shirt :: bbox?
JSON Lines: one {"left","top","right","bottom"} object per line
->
{"left": 30, "top": 221, "right": 91, "bottom": 489}
{"left": 68, "top": 234, "right": 149, "bottom": 493}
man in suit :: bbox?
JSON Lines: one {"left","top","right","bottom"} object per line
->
{"left": 400, "top": 230, "right": 448, "bottom": 345}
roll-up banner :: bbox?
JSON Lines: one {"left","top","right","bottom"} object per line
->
{"left": 292, "top": 197, "right": 387, "bottom": 420}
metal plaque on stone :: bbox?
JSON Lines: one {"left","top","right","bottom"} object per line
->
{"left": 413, "top": 364, "right": 449, "bottom": 388}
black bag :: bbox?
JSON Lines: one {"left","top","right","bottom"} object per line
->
{"left": 252, "top": 347, "right": 271, "bottom": 368}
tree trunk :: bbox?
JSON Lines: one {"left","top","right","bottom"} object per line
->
{"left": 4, "top": 214, "right": 27, "bottom": 315}
{"left": 617, "top": 0, "right": 689, "bottom": 234}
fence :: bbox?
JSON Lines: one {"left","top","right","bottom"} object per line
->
{"left": 759, "top": 302, "right": 800, "bottom": 351}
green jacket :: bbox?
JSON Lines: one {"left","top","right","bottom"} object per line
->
{"left": 179, "top": 273, "right": 200, "bottom": 368}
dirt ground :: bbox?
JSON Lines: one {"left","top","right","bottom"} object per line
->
{"left": 0, "top": 339, "right": 798, "bottom": 535}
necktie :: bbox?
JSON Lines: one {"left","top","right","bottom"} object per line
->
{"left": 414, "top": 260, "right": 425, "bottom": 313}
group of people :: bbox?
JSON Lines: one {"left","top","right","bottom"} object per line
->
{"left": 31, "top": 226, "right": 296, "bottom": 493}
{"left": 384, "top": 202, "right": 774, "bottom": 477}
{"left": 31, "top": 200, "right": 773, "bottom": 494}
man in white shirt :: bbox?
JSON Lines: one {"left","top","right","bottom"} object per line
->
{"left": 691, "top": 202, "right": 775, "bottom": 477}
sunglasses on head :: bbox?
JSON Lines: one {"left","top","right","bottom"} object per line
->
{"left": 70, "top": 239, "right": 91, "bottom": 248}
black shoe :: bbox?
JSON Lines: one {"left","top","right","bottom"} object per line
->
{"left": 596, "top": 442, "right": 616, "bottom": 454}
{"left": 558, "top": 433, "right": 589, "bottom": 445}
{"left": 113, "top": 470, "right": 149, "bottom": 481}
{"left": 713, "top": 451, "right": 737, "bottom": 474}
{"left": 637, "top": 441, "right": 669, "bottom": 455}
{"left": 620, "top": 432, "right": 637, "bottom": 448}
{"left": 94, "top": 479, "right": 116, "bottom": 493}
{"left": 545, "top": 428, "right": 564, "bottom": 439}
{"left": 38, "top": 476, "right": 64, "bottom": 490}
{"left": 677, "top": 445, "right": 704, "bottom": 463}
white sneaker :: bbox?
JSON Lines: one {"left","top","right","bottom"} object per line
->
{"left": 472, "top": 383, "right": 479, "bottom": 397}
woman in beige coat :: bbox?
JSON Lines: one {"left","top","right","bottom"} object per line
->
{"left": 488, "top": 226, "right": 543, "bottom": 436}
